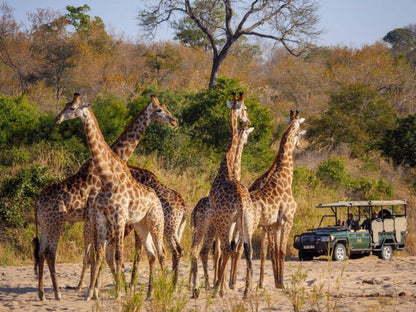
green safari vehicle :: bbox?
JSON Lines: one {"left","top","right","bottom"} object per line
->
{"left": 293, "top": 200, "right": 408, "bottom": 261}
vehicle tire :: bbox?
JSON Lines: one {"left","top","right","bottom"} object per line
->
{"left": 378, "top": 245, "right": 393, "bottom": 260}
{"left": 332, "top": 243, "right": 347, "bottom": 261}
{"left": 298, "top": 250, "right": 313, "bottom": 261}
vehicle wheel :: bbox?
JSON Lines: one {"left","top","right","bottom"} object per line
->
{"left": 298, "top": 250, "right": 313, "bottom": 261}
{"left": 332, "top": 244, "right": 347, "bottom": 261}
{"left": 378, "top": 245, "right": 393, "bottom": 260}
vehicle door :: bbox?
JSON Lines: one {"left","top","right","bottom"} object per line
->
{"left": 348, "top": 230, "right": 371, "bottom": 250}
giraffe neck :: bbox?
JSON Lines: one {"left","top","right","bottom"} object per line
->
{"left": 81, "top": 108, "right": 123, "bottom": 183}
{"left": 232, "top": 130, "right": 246, "bottom": 181}
{"left": 254, "top": 120, "right": 298, "bottom": 193}
{"left": 266, "top": 122, "right": 297, "bottom": 186}
{"left": 110, "top": 105, "right": 152, "bottom": 161}
{"left": 213, "top": 107, "right": 239, "bottom": 183}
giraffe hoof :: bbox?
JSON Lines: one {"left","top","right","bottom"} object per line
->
{"left": 191, "top": 288, "right": 200, "bottom": 299}
{"left": 55, "top": 293, "right": 62, "bottom": 300}
{"left": 38, "top": 291, "right": 45, "bottom": 301}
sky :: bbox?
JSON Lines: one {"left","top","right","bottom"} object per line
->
{"left": 7, "top": 0, "right": 416, "bottom": 48}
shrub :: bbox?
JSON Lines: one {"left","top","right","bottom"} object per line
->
{"left": 382, "top": 114, "right": 416, "bottom": 167}
{"left": 0, "top": 95, "right": 40, "bottom": 147}
{"left": 316, "top": 158, "right": 353, "bottom": 188}
{"left": 0, "top": 165, "right": 55, "bottom": 228}
{"left": 308, "top": 83, "right": 396, "bottom": 157}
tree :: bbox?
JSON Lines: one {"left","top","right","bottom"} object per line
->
{"left": 28, "top": 8, "right": 80, "bottom": 100}
{"left": 383, "top": 24, "right": 416, "bottom": 65}
{"left": 307, "top": 83, "right": 397, "bottom": 157}
{"left": 0, "top": 3, "right": 38, "bottom": 93}
{"left": 382, "top": 114, "right": 416, "bottom": 167}
{"left": 138, "top": 0, "right": 320, "bottom": 89}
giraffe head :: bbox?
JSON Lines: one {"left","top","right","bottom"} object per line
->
{"left": 227, "top": 92, "right": 251, "bottom": 126}
{"left": 239, "top": 127, "right": 255, "bottom": 146}
{"left": 147, "top": 95, "right": 178, "bottom": 126}
{"left": 55, "top": 93, "right": 92, "bottom": 124}
{"left": 288, "top": 110, "right": 306, "bottom": 147}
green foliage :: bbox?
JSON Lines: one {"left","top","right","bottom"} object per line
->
{"left": 0, "top": 95, "right": 40, "bottom": 147}
{"left": 383, "top": 25, "right": 416, "bottom": 65}
{"left": 316, "top": 158, "right": 353, "bottom": 188}
{"left": 350, "top": 177, "right": 394, "bottom": 200}
{"left": 0, "top": 165, "right": 55, "bottom": 228}
{"left": 92, "top": 95, "right": 131, "bottom": 144}
{"left": 172, "top": 0, "right": 225, "bottom": 50}
{"left": 293, "top": 166, "right": 321, "bottom": 195}
{"left": 382, "top": 114, "right": 416, "bottom": 167}
{"left": 152, "top": 269, "right": 188, "bottom": 312}
{"left": 308, "top": 83, "right": 397, "bottom": 157}
{"left": 180, "top": 77, "right": 275, "bottom": 172}
{"left": 316, "top": 158, "right": 393, "bottom": 200}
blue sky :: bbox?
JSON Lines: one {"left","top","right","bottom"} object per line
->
{"left": 8, "top": 0, "right": 416, "bottom": 47}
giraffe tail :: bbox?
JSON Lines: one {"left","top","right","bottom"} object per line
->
{"left": 32, "top": 237, "right": 40, "bottom": 277}
{"left": 32, "top": 204, "right": 40, "bottom": 277}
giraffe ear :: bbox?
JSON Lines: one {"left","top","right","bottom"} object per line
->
{"left": 298, "top": 130, "right": 307, "bottom": 136}
{"left": 226, "top": 101, "right": 232, "bottom": 109}
{"left": 246, "top": 127, "right": 254, "bottom": 134}
{"left": 299, "top": 117, "right": 305, "bottom": 124}
{"left": 285, "top": 117, "right": 291, "bottom": 123}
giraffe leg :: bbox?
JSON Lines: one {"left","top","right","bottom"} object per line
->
{"left": 129, "top": 230, "right": 143, "bottom": 289}
{"left": 138, "top": 228, "right": 156, "bottom": 299}
{"left": 77, "top": 221, "right": 92, "bottom": 291}
{"left": 37, "top": 250, "right": 46, "bottom": 300}
{"left": 229, "top": 238, "right": 243, "bottom": 290}
{"left": 190, "top": 219, "right": 208, "bottom": 298}
{"left": 258, "top": 228, "right": 268, "bottom": 289}
{"left": 85, "top": 241, "right": 104, "bottom": 300}
{"left": 166, "top": 228, "right": 180, "bottom": 287}
{"left": 45, "top": 236, "right": 62, "bottom": 300}
{"left": 213, "top": 237, "right": 221, "bottom": 287}
{"left": 113, "top": 224, "right": 125, "bottom": 299}
{"left": 242, "top": 211, "right": 253, "bottom": 298}
{"left": 278, "top": 221, "right": 293, "bottom": 288}
{"left": 200, "top": 223, "right": 215, "bottom": 289}
{"left": 212, "top": 241, "right": 231, "bottom": 298}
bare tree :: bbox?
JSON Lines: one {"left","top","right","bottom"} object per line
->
{"left": 138, "top": 0, "right": 321, "bottom": 88}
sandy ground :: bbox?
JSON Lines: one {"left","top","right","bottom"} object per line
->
{"left": 1, "top": 255, "right": 416, "bottom": 311}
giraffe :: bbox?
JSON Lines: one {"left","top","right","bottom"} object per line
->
{"left": 189, "top": 92, "right": 254, "bottom": 298}
{"left": 125, "top": 167, "right": 187, "bottom": 286}
{"left": 54, "top": 93, "right": 166, "bottom": 300}
{"left": 249, "top": 110, "right": 306, "bottom": 288}
{"left": 192, "top": 126, "right": 254, "bottom": 288}
{"left": 77, "top": 167, "right": 187, "bottom": 290}
{"left": 33, "top": 94, "right": 176, "bottom": 300}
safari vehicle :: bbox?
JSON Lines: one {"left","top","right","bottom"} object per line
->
{"left": 293, "top": 200, "right": 408, "bottom": 261}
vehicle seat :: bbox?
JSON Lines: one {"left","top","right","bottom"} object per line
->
{"left": 384, "top": 218, "right": 394, "bottom": 232}
{"left": 371, "top": 220, "right": 383, "bottom": 244}
{"left": 394, "top": 217, "right": 407, "bottom": 242}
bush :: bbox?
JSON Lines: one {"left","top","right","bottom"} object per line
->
{"left": 308, "top": 83, "right": 396, "bottom": 157}
{"left": 316, "top": 158, "right": 353, "bottom": 188}
{"left": 382, "top": 114, "right": 416, "bottom": 167}
{"left": 0, "top": 95, "right": 40, "bottom": 147}
{"left": 180, "top": 77, "right": 275, "bottom": 172}
{"left": 0, "top": 165, "right": 55, "bottom": 228}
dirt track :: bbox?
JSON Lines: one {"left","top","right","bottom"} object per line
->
{"left": 1, "top": 255, "right": 415, "bottom": 311}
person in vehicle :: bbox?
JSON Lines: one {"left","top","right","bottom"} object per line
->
{"left": 346, "top": 213, "right": 354, "bottom": 227}
{"left": 361, "top": 212, "right": 380, "bottom": 230}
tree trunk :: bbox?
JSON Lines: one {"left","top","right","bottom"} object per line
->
{"left": 208, "top": 57, "right": 220, "bottom": 89}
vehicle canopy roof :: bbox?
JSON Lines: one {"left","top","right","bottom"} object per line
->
{"left": 316, "top": 200, "right": 406, "bottom": 208}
